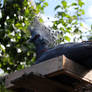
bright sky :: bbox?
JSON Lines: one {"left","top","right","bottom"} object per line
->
{"left": 82, "top": 0, "right": 92, "bottom": 26}
{"left": 43, "top": 0, "right": 92, "bottom": 26}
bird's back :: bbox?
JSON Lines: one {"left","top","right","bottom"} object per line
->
{"left": 36, "top": 42, "right": 92, "bottom": 69}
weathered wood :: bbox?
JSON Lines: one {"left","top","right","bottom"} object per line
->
{"left": 5, "top": 56, "right": 63, "bottom": 88}
{"left": 12, "top": 88, "right": 33, "bottom": 92}
{"left": 5, "top": 55, "right": 92, "bottom": 92}
{"left": 11, "top": 73, "right": 74, "bottom": 92}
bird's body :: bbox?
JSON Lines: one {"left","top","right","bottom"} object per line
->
{"left": 29, "top": 17, "right": 92, "bottom": 69}
{"left": 35, "top": 42, "right": 92, "bottom": 69}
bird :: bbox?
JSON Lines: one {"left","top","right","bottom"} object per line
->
{"left": 28, "top": 17, "right": 92, "bottom": 69}
{"left": 35, "top": 42, "right": 92, "bottom": 69}
{"left": 28, "top": 17, "right": 56, "bottom": 58}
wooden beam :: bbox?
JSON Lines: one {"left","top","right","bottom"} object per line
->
{"left": 5, "top": 55, "right": 92, "bottom": 90}
{"left": 11, "top": 73, "right": 74, "bottom": 92}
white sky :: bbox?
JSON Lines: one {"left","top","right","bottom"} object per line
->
{"left": 87, "top": 6, "right": 92, "bottom": 18}
{"left": 44, "top": 0, "right": 92, "bottom": 26}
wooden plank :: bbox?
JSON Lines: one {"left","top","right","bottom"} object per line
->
{"left": 9, "top": 72, "right": 92, "bottom": 92}
{"left": 83, "top": 70, "right": 92, "bottom": 82}
{"left": 47, "top": 55, "right": 89, "bottom": 77}
{"left": 5, "top": 56, "right": 62, "bottom": 88}
{"left": 5, "top": 55, "right": 92, "bottom": 89}
{"left": 62, "top": 56, "right": 92, "bottom": 83}
{"left": 62, "top": 55, "right": 88, "bottom": 76}
{"left": 10, "top": 74, "right": 74, "bottom": 92}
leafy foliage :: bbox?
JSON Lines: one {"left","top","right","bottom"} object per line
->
{"left": 0, "top": 0, "right": 48, "bottom": 73}
{"left": 35, "top": 0, "right": 48, "bottom": 14}
{"left": 53, "top": 0, "right": 85, "bottom": 44}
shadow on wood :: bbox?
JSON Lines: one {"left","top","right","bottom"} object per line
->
{"left": 5, "top": 55, "right": 92, "bottom": 92}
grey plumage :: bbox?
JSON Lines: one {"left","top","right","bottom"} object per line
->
{"left": 28, "top": 17, "right": 56, "bottom": 58}
{"left": 36, "top": 42, "right": 92, "bottom": 69}
{"left": 29, "top": 17, "right": 92, "bottom": 69}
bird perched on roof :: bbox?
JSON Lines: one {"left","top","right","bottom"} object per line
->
{"left": 28, "top": 0, "right": 92, "bottom": 69}
{"left": 28, "top": 17, "right": 56, "bottom": 58}
{"left": 28, "top": 17, "right": 92, "bottom": 69}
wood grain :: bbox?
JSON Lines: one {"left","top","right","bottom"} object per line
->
{"left": 5, "top": 55, "right": 92, "bottom": 90}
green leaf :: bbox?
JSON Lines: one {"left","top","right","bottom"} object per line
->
{"left": 79, "top": 9, "right": 85, "bottom": 15}
{"left": 71, "top": 3, "right": 77, "bottom": 6}
{"left": 61, "top": 0, "right": 67, "bottom": 8}
{"left": 39, "top": 18, "right": 44, "bottom": 23}
{"left": 72, "top": 15, "right": 77, "bottom": 19}
{"left": 78, "top": 0, "right": 85, "bottom": 7}
{"left": 75, "top": 7, "right": 79, "bottom": 10}
{"left": 58, "top": 12, "right": 66, "bottom": 16}
{"left": 15, "top": 23, "right": 23, "bottom": 30}
{"left": 74, "top": 28, "right": 79, "bottom": 33}
{"left": 65, "top": 14, "right": 70, "bottom": 18}
{"left": 60, "top": 27, "right": 64, "bottom": 31}
{"left": 55, "top": 5, "right": 61, "bottom": 10}
{"left": 80, "top": 23, "right": 83, "bottom": 26}
{"left": 52, "top": 24, "right": 57, "bottom": 30}
{"left": 77, "top": 13, "right": 81, "bottom": 16}
{"left": 39, "top": 0, "right": 45, "bottom": 2}
{"left": 25, "top": 8, "right": 30, "bottom": 16}
{"left": 64, "top": 36, "right": 70, "bottom": 41}
{"left": 43, "top": 2, "right": 48, "bottom": 6}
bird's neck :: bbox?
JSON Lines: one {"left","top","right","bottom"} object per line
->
{"left": 33, "top": 35, "right": 49, "bottom": 59}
